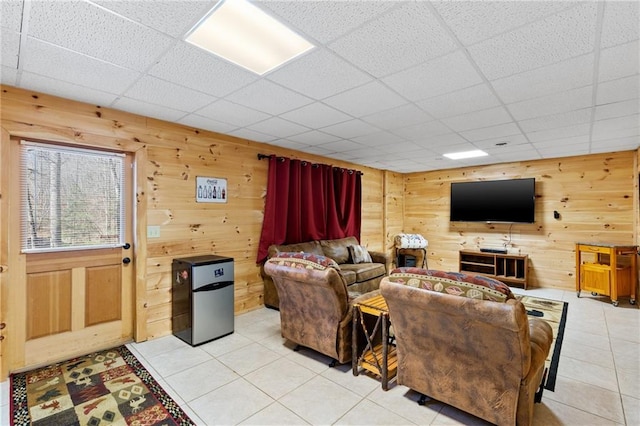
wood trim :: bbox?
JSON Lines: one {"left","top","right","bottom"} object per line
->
{"left": 134, "top": 147, "right": 148, "bottom": 342}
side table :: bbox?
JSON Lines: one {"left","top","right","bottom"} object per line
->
{"left": 352, "top": 293, "right": 397, "bottom": 390}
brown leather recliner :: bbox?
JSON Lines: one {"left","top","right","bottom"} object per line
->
{"left": 264, "top": 253, "right": 353, "bottom": 365}
{"left": 380, "top": 278, "right": 553, "bottom": 426}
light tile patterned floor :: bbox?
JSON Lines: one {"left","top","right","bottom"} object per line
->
{"left": 1, "top": 287, "right": 638, "bottom": 425}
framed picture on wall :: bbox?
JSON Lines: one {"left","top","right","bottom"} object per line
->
{"left": 196, "top": 176, "right": 227, "bottom": 203}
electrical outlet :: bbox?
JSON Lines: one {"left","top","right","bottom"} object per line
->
{"left": 147, "top": 225, "right": 161, "bottom": 238}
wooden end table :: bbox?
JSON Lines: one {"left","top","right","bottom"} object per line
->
{"left": 352, "top": 293, "right": 397, "bottom": 390}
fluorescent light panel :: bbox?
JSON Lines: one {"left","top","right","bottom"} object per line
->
{"left": 186, "top": 0, "right": 314, "bottom": 75}
{"left": 443, "top": 150, "right": 489, "bottom": 160}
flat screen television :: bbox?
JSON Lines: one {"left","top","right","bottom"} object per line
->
{"left": 450, "top": 178, "right": 535, "bottom": 223}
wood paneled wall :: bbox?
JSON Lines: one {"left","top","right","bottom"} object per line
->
{"left": 1, "top": 84, "right": 637, "bottom": 357}
{"left": 404, "top": 152, "right": 638, "bottom": 290}
{"left": 0, "top": 85, "right": 387, "bottom": 343}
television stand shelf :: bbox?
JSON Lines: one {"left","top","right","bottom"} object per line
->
{"left": 459, "top": 250, "right": 528, "bottom": 289}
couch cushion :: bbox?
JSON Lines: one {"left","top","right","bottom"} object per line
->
{"left": 388, "top": 268, "right": 514, "bottom": 302}
{"left": 268, "top": 240, "right": 324, "bottom": 259}
{"left": 340, "top": 269, "right": 357, "bottom": 285}
{"left": 348, "top": 244, "right": 372, "bottom": 264}
{"left": 341, "top": 263, "right": 386, "bottom": 283}
{"left": 268, "top": 252, "right": 340, "bottom": 270}
{"left": 320, "top": 236, "right": 359, "bottom": 264}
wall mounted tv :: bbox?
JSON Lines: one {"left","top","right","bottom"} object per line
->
{"left": 450, "top": 178, "right": 536, "bottom": 223}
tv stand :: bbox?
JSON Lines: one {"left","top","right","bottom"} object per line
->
{"left": 459, "top": 250, "right": 528, "bottom": 289}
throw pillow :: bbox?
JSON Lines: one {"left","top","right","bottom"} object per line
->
{"left": 348, "top": 245, "right": 373, "bottom": 264}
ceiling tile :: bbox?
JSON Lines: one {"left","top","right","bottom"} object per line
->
{"left": 92, "top": 0, "right": 215, "bottom": 37}
{"left": 195, "top": 100, "right": 270, "bottom": 128}
{"left": 468, "top": 3, "right": 597, "bottom": 80}
{"left": 600, "top": 1, "right": 639, "bottom": 48}
{"left": 519, "top": 109, "right": 592, "bottom": 133}
{"left": 1, "top": 66, "right": 18, "bottom": 86}
{"left": 19, "top": 72, "right": 119, "bottom": 106}
{"left": 526, "top": 123, "right": 591, "bottom": 143}
{"left": 489, "top": 149, "right": 542, "bottom": 162}
{"left": 411, "top": 133, "right": 468, "bottom": 148}
{"left": 267, "top": 49, "right": 372, "bottom": 100}
{"left": 317, "top": 139, "right": 366, "bottom": 153}
{"left": 441, "top": 106, "right": 513, "bottom": 132}
{"left": 246, "top": 117, "right": 310, "bottom": 139}
{"left": 21, "top": 38, "right": 140, "bottom": 94}
{"left": 532, "top": 135, "right": 589, "bottom": 149}
{"left": 149, "top": 43, "right": 258, "bottom": 97}
{"left": 351, "top": 131, "right": 407, "bottom": 148}
{"left": 598, "top": 40, "right": 639, "bottom": 83}
{"left": 417, "top": 84, "right": 502, "bottom": 119}
{"left": 320, "top": 119, "right": 379, "bottom": 139}
{"left": 124, "top": 75, "right": 216, "bottom": 112}
{"left": 460, "top": 122, "right": 523, "bottom": 142}
{"left": 323, "top": 81, "right": 407, "bottom": 117}
{"left": 433, "top": 1, "right": 573, "bottom": 45}
{"left": 391, "top": 121, "right": 453, "bottom": 141}
{"left": 112, "top": 97, "right": 186, "bottom": 122}
{"left": 597, "top": 75, "right": 640, "bottom": 104}
{"left": 591, "top": 126, "right": 639, "bottom": 142}
{"left": 178, "top": 114, "right": 239, "bottom": 136}
{"left": 591, "top": 136, "right": 640, "bottom": 153}
{"left": 287, "top": 130, "right": 340, "bottom": 145}
{"left": 592, "top": 113, "right": 639, "bottom": 134}
{"left": 491, "top": 54, "right": 594, "bottom": 104}
{"left": 471, "top": 134, "right": 530, "bottom": 150}
{"left": 595, "top": 99, "right": 640, "bottom": 121}
{"left": 507, "top": 86, "right": 594, "bottom": 121}
{"left": 225, "top": 79, "right": 313, "bottom": 115}
{"left": 1, "top": 0, "right": 23, "bottom": 32}
{"left": 383, "top": 50, "right": 483, "bottom": 102}
{"left": 279, "top": 102, "right": 351, "bottom": 129}
{"left": 296, "top": 144, "right": 334, "bottom": 156}
{"left": 258, "top": 1, "right": 396, "bottom": 44}
{"left": 482, "top": 141, "right": 535, "bottom": 155}
{"left": 1, "top": 29, "right": 20, "bottom": 68}
{"left": 228, "top": 128, "right": 277, "bottom": 143}
{"left": 28, "top": 0, "right": 173, "bottom": 71}
{"left": 328, "top": 2, "right": 457, "bottom": 77}
{"left": 361, "top": 104, "right": 435, "bottom": 130}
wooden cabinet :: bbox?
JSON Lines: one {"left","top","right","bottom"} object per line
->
{"left": 575, "top": 243, "right": 637, "bottom": 306}
{"left": 459, "top": 250, "right": 528, "bottom": 289}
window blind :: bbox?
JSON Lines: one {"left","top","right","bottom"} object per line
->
{"left": 20, "top": 141, "right": 125, "bottom": 253}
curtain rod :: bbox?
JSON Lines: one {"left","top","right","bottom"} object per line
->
{"left": 257, "top": 153, "right": 363, "bottom": 175}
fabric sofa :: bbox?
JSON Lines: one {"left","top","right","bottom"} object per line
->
{"left": 261, "top": 236, "right": 390, "bottom": 309}
{"left": 263, "top": 252, "right": 354, "bottom": 364}
{"left": 380, "top": 269, "right": 553, "bottom": 426}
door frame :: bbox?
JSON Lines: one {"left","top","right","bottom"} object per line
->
{"left": 0, "top": 126, "right": 148, "bottom": 377}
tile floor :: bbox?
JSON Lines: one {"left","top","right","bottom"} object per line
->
{"left": 1, "top": 287, "right": 638, "bottom": 425}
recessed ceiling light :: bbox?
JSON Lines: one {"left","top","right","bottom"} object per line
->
{"left": 185, "top": 0, "right": 315, "bottom": 75}
{"left": 443, "top": 150, "right": 489, "bottom": 160}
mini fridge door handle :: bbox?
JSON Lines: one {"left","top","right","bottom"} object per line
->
{"left": 194, "top": 280, "right": 234, "bottom": 292}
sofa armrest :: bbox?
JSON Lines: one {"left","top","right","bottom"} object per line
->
{"left": 368, "top": 251, "right": 392, "bottom": 273}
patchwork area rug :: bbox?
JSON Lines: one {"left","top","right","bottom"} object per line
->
{"left": 517, "top": 295, "right": 568, "bottom": 391}
{"left": 10, "top": 345, "right": 193, "bottom": 425}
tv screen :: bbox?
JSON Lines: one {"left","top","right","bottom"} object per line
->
{"left": 450, "top": 178, "right": 535, "bottom": 223}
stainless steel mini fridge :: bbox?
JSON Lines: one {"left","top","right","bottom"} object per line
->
{"left": 172, "top": 255, "right": 234, "bottom": 346}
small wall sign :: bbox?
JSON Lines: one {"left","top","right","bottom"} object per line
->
{"left": 196, "top": 176, "right": 227, "bottom": 203}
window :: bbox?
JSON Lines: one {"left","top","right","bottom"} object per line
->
{"left": 21, "top": 141, "right": 125, "bottom": 253}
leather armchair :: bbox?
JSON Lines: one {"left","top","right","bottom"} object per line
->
{"left": 380, "top": 278, "right": 553, "bottom": 426}
{"left": 264, "top": 253, "right": 353, "bottom": 365}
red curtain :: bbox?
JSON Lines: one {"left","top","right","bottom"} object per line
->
{"left": 256, "top": 156, "right": 362, "bottom": 263}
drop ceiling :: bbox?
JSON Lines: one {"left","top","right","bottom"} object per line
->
{"left": 1, "top": 0, "right": 638, "bottom": 173}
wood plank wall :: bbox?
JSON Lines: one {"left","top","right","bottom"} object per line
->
{"left": 403, "top": 152, "right": 638, "bottom": 290}
{"left": 0, "top": 85, "right": 387, "bottom": 342}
